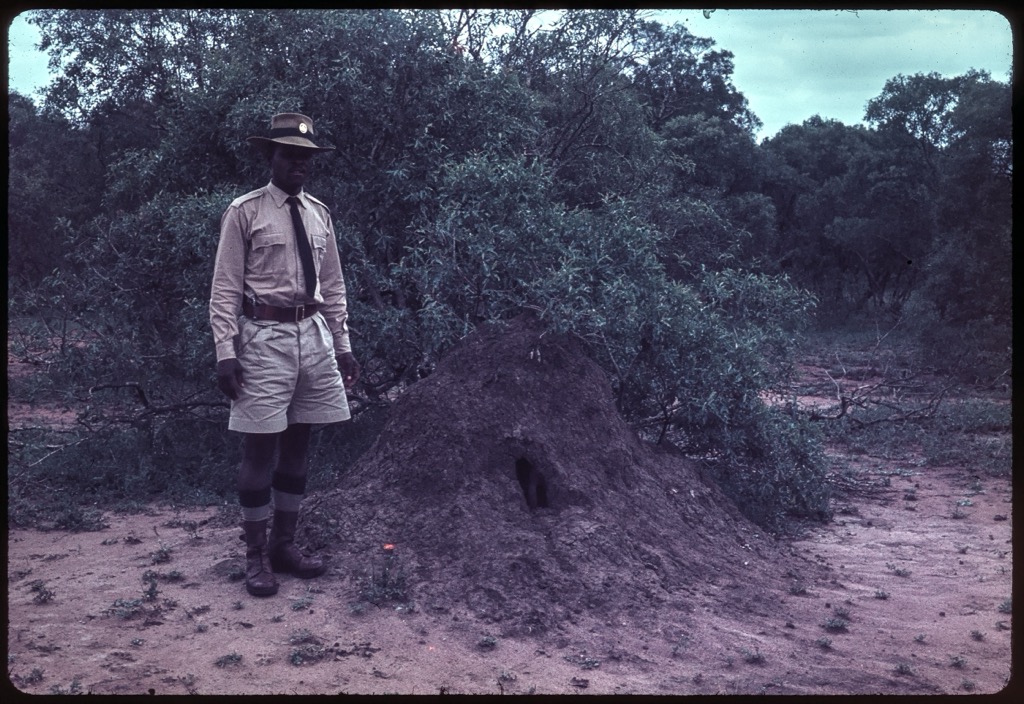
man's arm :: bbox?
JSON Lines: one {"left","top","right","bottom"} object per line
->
{"left": 316, "top": 212, "right": 360, "bottom": 388}
{"left": 210, "top": 206, "right": 248, "bottom": 363}
{"left": 316, "top": 213, "right": 352, "bottom": 356}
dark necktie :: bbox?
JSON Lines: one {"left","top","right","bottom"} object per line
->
{"left": 287, "top": 196, "right": 317, "bottom": 299}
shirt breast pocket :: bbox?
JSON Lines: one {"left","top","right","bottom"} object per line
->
{"left": 311, "top": 233, "right": 328, "bottom": 269}
{"left": 248, "top": 231, "right": 290, "bottom": 281}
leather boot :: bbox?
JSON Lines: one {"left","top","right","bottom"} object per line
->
{"left": 240, "top": 520, "right": 279, "bottom": 597}
{"left": 268, "top": 510, "right": 327, "bottom": 578}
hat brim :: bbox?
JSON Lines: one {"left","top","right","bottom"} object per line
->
{"left": 246, "top": 136, "right": 335, "bottom": 153}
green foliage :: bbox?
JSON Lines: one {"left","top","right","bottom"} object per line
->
{"left": 10, "top": 9, "right": 1009, "bottom": 537}
{"left": 763, "top": 71, "right": 1010, "bottom": 380}
{"left": 7, "top": 93, "right": 104, "bottom": 288}
{"left": 825, "top": 397, "right": 1010, "bottom": 477}
{"left": 29, "top": 580, "right": 56, "bottom": 604}
{"left": 740, "top": 648, "right": 766, "bottom": 665}
{"left": 822, "top": 617, "right": 849, "bottom": 633}
{"left": 357, "top": 548, "right": 409, "bottom": 605}
{"left": 214, "top": 652, "right": 243, "bottom": 668}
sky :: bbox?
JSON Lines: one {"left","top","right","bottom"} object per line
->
{"left": 6, "top": 8, "right": 1014, "bottom": 141}
{"left": 656, "top": 8, "right": 1014, "bottom": 140}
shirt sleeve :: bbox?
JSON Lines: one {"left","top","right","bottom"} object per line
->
{"left": 317, "top": 212, "right": 352, "bottom": 355}
{"left": 209, "top": 205, "right": 248, "bottom": 362}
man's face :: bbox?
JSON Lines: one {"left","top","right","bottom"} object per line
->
{"left": 270, "top": 144, "right": 315, "bottom": 194}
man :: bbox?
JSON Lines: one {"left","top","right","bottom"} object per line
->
{"left": 210, "top": 112, "right": 360, "bottom": 597}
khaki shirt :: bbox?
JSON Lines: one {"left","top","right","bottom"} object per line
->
{"left": 209, "top": 181, "right": 352, "bottom": 362}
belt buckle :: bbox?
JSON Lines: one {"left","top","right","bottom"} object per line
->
{"left": 294, "top": 304, "right": 305, "bottom": 322}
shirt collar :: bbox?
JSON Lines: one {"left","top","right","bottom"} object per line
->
{"left": 267, "top": 181, "right": 305, "bottom": 208}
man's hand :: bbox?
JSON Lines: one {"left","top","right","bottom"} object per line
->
{"left": 337, "top": 352, "right": 361, "bottom": 390}
{"left": 216, "top": 358, "right": 245, "bottom": 400}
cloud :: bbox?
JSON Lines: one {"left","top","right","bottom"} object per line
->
{"left": 662, "top": 8, "right": 1012, "bottom": 139}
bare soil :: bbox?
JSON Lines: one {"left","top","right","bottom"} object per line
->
{"left": 6, "top": 318, "right": 1014, "bottom": 695}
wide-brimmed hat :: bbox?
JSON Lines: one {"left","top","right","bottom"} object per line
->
{"left": 246, "top": 112, "right": 335, "bottom": 153}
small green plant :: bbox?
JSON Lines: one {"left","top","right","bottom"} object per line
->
{"left": 290, "top": 644, "right": 329, "bottom": 666}
{"left": 214, "top": 652, "right": 242, "bottom": 668}
{"left": 289, "top": 629, "right": 318, "bottom": 645}
{"left": 227, "top": 565, "right": 246, "bottom": 582}
{"left": 949, "top": 655, "right": 967, "bottom": 669}
{"left": 741, "top": 648, "right": 766, "bottom": 665}
{"left": 232, "top": 601, "right": 244, "bottom": 610}
{"left": 130, "top": 638, "right": 144, "bottom": 647}
{"left": 671, "top": 635, "right": 691, "bottom": 657}
{"left": 564, "top": 652, "right": 602, "bottom": 670}
{"left": 107, "top": 597, "right": 145, "bottom": 620}
{"left": 961, "top": 679, "right": 976, "bottom": 692}
{"left": 914, "top": 634, "right": 926, "bottom": 643}
{"left": 271, "top": 614, "right": 285, "bottom": 623}
{"left": 142, "top": 577, "right": 160, "bottom": 602}
{"left": 874, "top": 590, "right": 889, "bottom": 600}
{"left": 52, "top": 505, "right": 109, "bottom": 532}
{"left": 150, "top": 543, "right": 173, "bottom": 564}
{"left": 29, "top": 580, "right": 55, "bottom": 604}
{"left": 997, "top": 598, "right": 1011, "bottom": 614}
{"left": 357, "top": 545, "right": 408, "bottom": 605}
{"left": 886, "top": 562, "right": 912, "bottom": 578}
{"left": 822, "top": 617, "right": 849, "bottom": 633}
{"left": 894, "top": 662, "right": 914, "bottom": 676}
{"left": 788, "top": 583, "right": 808, "bottom": 596}
{"left": 195, "top": 623, "right": 209, "bottom": 633}
{"left": 143, "top": 569, "right": 185, "bottom": 583}
{"left": 22, "top": 668, "right": 45, "bottom": 685}
{"left": 478, "top": 635, "right": 498, "bottom": 650}
{"left": 49, "top": 677, "right": 83, "bottom": 695}
{"left": 970, "top": 630, "right": 984, "bottom": 641}
{"left": 291, "top": 595, "right": 313, "bottom": 611}
{"left": 815, "top": 637, "right": 833, "bottom": 650}
{"left": 832, "top": 606, "right": 851, "bottom": 620}
{"left": 950, "top": 504, "right": 968, "bottom": 519}
{"left": 957, "top": 545, "right": 969, "bottom": 555}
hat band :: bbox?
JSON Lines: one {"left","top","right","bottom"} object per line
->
{"left": 269, "top": 127, "right": 314, "bottom": 139}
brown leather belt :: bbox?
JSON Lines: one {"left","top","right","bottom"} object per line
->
{"left": 242, "top": 299, "right": 319, "bottom": 323}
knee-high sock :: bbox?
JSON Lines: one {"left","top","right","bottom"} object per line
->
{"left": 272, "top": 472, "right": 306, "bottom": 513}
{"left": 239, "top": 486, "right": 272, "bottom": 523}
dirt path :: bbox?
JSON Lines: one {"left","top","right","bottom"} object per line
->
{"left": 7, "top": 458, "right": 1012, "bottom": 695}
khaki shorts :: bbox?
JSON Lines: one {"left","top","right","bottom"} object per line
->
{"left": 229, "top": 313, "right": 350, "bottom": 434}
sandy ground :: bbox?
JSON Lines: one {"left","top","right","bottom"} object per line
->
{"left": 7, "top": 458, "right": 1012, "bottom": 696}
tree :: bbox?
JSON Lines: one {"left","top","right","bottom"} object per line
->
{"left": 32, "top": 9, "right": 243, "bottom": 122}
{"left": 901, "top": 71, "right": 1012, "bottom": 377}
{"left": 628, "top": 20, "right": 760, "bottom": 134}
{"left": 7, "top": 92, "right": 103, "bottom": 288}
{"left": 865, "top": 71, "right": 964, "bottom": 170}
{"left": 12, "top": 8, "right": 829, "bottom": 530}
{"left": 760, "top": 117, "right": 883, "bottom": 313}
